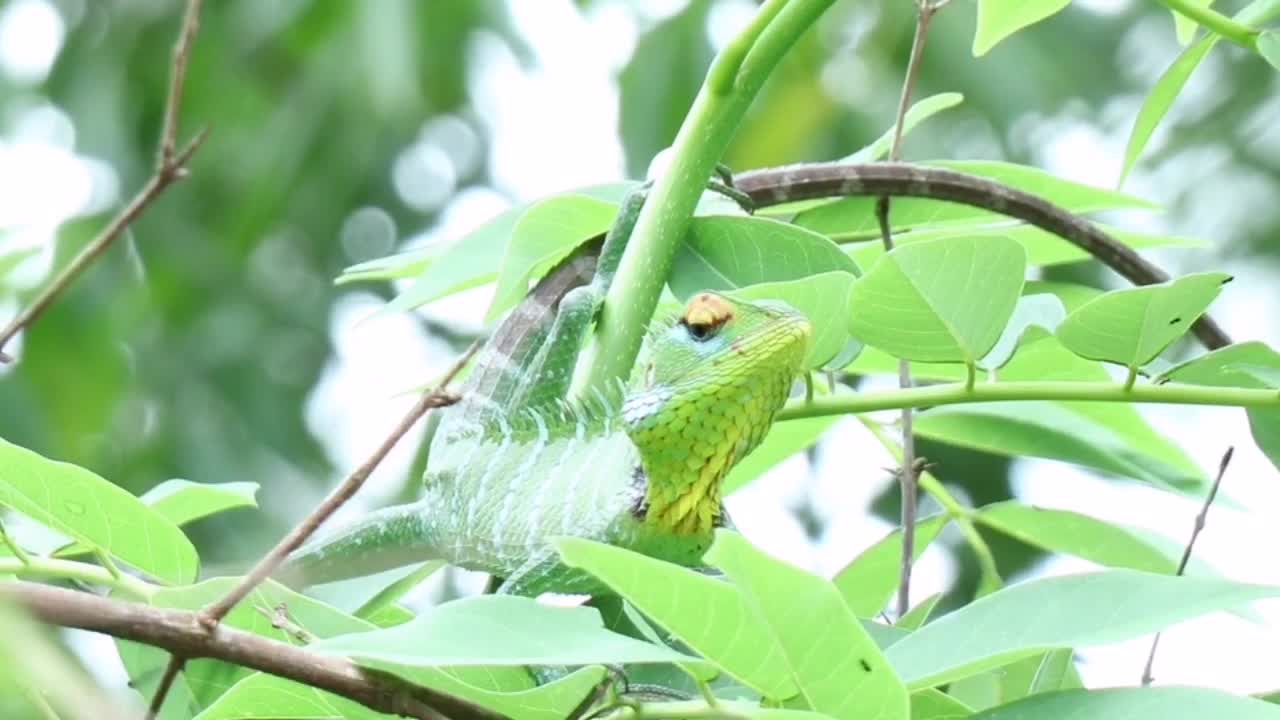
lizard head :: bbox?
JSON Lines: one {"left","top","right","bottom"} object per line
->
{"left": 622, "top": 291, "right": 811, "bottom": 535}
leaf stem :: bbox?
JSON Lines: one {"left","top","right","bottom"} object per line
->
{"left": 1152, "top": 0, "right": 1260, "bottom": 49}
{"left": 779, "top": 380, "right": 1280, "bottom": 421}
{"left": 574, "top": 0, "right": 839, "bottom": 393}
{"left": 0, "top": 520, "right": 33, "bottom": 565}
{"left": 0, "top": 556, "right": 155, "bottom": 601}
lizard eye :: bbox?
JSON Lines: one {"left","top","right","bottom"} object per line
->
{"left": 679, "top": 293, "right": 733, "bottom": 343}
{"left": 683, "top": 319, "right": 717, "bottom": 341}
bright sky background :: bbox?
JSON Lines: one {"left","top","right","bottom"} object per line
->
{"left": 4, "top": 0, "right": 1280, "bottom": 702}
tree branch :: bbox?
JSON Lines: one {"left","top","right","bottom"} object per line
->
{"left": 0, "top": 581, "right": 502, "bottom": 720}
{"left": 142, "top": 341, "right": 481, "bottom": 716}
{"left": 0, "top": 0, "right": 208, "bottom": 363}
{"left": 734, "top": 161, "right": 1232, "bottom": 350}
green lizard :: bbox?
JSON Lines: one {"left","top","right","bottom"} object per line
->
{"left": 283, "top": 188, "right": 812, "bottom": 596}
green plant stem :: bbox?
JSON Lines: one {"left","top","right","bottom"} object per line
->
{"left": 573, "top": 0, "right": 838, "bottom": 394}
{"left": 0, "top": 556, "right": 155, "bottom": 601}
{"left": 779, "top": 380, "right": 1280, "bottom": 421}
{"left": 1153, "top": 0, "right": 1260, "bottom": 49}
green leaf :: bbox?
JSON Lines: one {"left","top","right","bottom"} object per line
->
{"left": 706, "top": 531, "right": 910, "bottom": 720}
{"left": 846, "top": 93, "right": 965, "bottom": 163}
{"left": 910, "top": 689, "right": 974, "bottom": 720}
{"left": 1120, "top": 37, "right": 1217, "bottom": 186}
{"left": 732, "top": 271, "right": 859, "bottom": 369}
{"left": 884, "top": 569, "right": 1280, "bottom": 689}
{"left": 970, "top": 687, "right": 1280, "bottom": 719}
{"left": 977, "top": 294, "right": 1066, "bottom": 371}
{"left": 140, "top": 480, "right": 260, "bottom": 527}
{"left": 0, "top": 437, "right": 197, "bottom": 584}
{"left": 313, "top": 594, "right": 701, "bottom": 667}
{"left": 1172, "top": 0, "right": 1214, "bottom": 44}
{"left": 193, "top": 671, "right": 379, "bottom": 720}
{"left": 897, "top": 593, "right": 943, "bottom": 631}
{"left": 1160, "top": 341, "right": 1280, "bottom": 472}
{"left": 671, "top": 216, "right": 860, "bottom": 301}
{"left": 557, "top": 537, "right": 798, "bottom": 700}
{"left": 973, "top": 0, "right": 1071, "bottom": 55}
{"left": 485, "top": 194, "right": 617, "bottom": 322}
{"left": 975, "top": 501, "right": 1174, "bottom": 572}
{"left": 1260, "top": 31, "right": 1280, "bottom": 71}
{"left": 834, "top": 514, "right": 949, "bottom": 618}
{"left": 725, "top": 416, "right": 841, "bottom": 496}
{"left": 910, "top": 337, "right": 1205, "bottom": 489}
{"left": 354, "top": 560, "right": 444, "bottom": 621}
{"left": 378, "top": 182, "right": 636, "bottom": 312}
{"left": 1056, "top": 272, "right": 1232, "bottom": 369}
{"left": 849, "top": 236, "right": 1026, "bottom": 364}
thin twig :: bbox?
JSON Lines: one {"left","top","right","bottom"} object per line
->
{"left": 2, "top": 581, "right": 499, "bottom": 720}
{"left": 197, "top": 340, "right": 477, "bottom": 627}
{"left": 0, "top": 0, "right": 207, "bottom": 363}
{"left": 145, "top": 342, "right": 477, "bottom": 716}
{"left": 145, "top": 658, "right": 186, "bottom": 720}
{"left": 1141, "top": 446, "right": 1234, "bottom": 686}
{"left": 880, "top": 0, "right": 941, "bottom": 618}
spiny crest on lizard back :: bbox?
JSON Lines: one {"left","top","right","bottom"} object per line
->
{"left": 444, "top": 379, "right": 628, "bottom": 445}
{"left": 622, "top": 292, "right": 811, "bottom": 535}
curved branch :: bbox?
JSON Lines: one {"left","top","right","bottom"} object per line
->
{"left": 734, "top": 162, "right": 1232, "bottom": 350}
{"left": 0, "top": 582, "right": 503, "bottom": 720}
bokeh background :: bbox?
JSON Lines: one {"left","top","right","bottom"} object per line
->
{"left": 2, "top": 0, "right": 1280, "bottom": 700}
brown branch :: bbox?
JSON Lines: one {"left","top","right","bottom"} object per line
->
{"left": 0, "top": 0, "right": 208, "bottom": 364}
{"left": 140, "top": 341, "right": 480, "bottom": 716}
{"left": 198, "top": 340, "right": 478, "bottom": 627}
{"left": 1, "top": 581, "right": 502, "bottom": 720}
{"left": 734, "top": 162, "right": 1232, "bottom": 350}
{"left": 1141, "top": 446, "right": 1234, "bottom": 686}
{"left": 878, "top": 0, "right": 941, "bottom": 618}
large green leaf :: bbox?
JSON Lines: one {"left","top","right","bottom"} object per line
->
{"left": 557, "top": 537, "right": 798, "bottom": 700}
{"left": 376, "top": 183, "right": 635, "bottom": 312}
{"left": 485, "top": 194, "right": 617, "bottom": 321}
{"left": 732, "top": 271, "right": 859, "bottom": 369}
{"left": 707, "top": 531, "right": 910, "bottom": 720}
{"left": 909, "top": 337, "right": 1205, "bottom": 489}
{"left": 195, "top": 665, "right": 607, "bottom": 720}
{"left": 670, "top": 215, "right": 860, "bottom": 300}
{"left": 977, "top": 294, "right": 1066, "bottom": 371}
{"left": 975, "top": 501, "right": 1174, "bottom": 572}
{"left": 833, "top": 514, "right": 950, "bottom": 618}
{"left": 970, "top": 687, "right": 1280, "bottom": 719}
{"left": 0, "top": 437, "right": 197, "bottom": 585}
{"left": 973, "top": 0, "right": 1071, "bottom": 56}
{"left": 313, "top": 594, "right": 699, "bottom": 667}
{"left": 1055, "top": 272, "right": 1231, "bottom": 369}
{"left": 884, "top": 569, "right": 1280, "bottom": 689}
{"left": 910, "top": 688, "right": 973, "bottom": 719}
{"left": 1160, "top": 341, "right": 1280, "bottom": 472}
{"left": 140, "top": 480, "right": 260, "bottom": 527}
{"left": 849, "top": 236, "right": 1026, "bottom": 364}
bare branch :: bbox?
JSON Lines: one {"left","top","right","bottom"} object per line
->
{"left": 2, "top": 581, "right": 501, "bottom": 720}
{"left": 1141, "top": 446, "right": 1234, "bottom": 686}
{"left": 0, "top": 0, "right": 208, "bottom": 363}
{"left": 880, "top": 0, "right": 942, "bottom": 618}
{"left": 198, "top": 340, "right": 478, "bottom": 627}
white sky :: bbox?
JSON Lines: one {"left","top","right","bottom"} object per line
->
{"left": 4, "top": 0, "right": 1280, "bottom": 705}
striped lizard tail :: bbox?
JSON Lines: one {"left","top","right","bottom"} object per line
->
{"left": 277, "top": 499, "right": 439, "bottom": 588}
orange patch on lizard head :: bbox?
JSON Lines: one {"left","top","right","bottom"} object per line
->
{"left": 681, "top": 293, "right": 734, "bottom": 339}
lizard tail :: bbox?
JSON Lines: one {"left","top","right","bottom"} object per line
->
{"left": 276, "top": 499, "right": 440, "bottom": 589}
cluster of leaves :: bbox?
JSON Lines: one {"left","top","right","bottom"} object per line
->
{"left": 6, "top": 442, "right": 1280, "bottom": 719}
